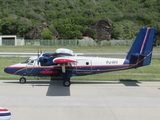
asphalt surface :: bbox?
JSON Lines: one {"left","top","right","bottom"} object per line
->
{"left": 0, "top": 80, "right": 160, "bottom": 120}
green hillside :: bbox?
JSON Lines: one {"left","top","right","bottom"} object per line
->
{"left": 0, "top": 0, "right": 160, "bottom": 42}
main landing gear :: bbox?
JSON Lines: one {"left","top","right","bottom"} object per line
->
{"left": 61, "top": 63, "right": 71, "bottom": 87}
{"left": 63, "top": 77, "right": 71, "bottom": 87}
{"left": 19, "top": 77, "right": 26, "bottom": 84}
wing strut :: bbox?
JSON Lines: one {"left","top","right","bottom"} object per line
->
{"left": 62, "top": 63, "right": 66, "bottom": 73}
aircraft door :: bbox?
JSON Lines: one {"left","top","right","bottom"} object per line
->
{"left": 76, "top": 59, "right": 92, "bottom": 73}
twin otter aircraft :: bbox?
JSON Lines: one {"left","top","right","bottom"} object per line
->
{"left": 4, "top": 27, "right": 156, "bottom": 86}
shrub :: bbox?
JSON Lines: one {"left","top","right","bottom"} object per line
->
{"left": 42, "top": 28, "right": 54, "bottom": 40}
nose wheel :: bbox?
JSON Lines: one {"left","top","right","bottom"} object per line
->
{"left": 19, "top": 77, "right": 26, "bottom": 84}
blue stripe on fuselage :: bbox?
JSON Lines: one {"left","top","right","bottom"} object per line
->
{"left": 4, "top": 64, "right": 134, "bottom": 77}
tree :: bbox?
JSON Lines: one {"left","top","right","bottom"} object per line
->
{"left": 42, "top": 28, "right": 54, "bottom": 40}
{"left": 0, "top": 0, "right": 159, "bottom": 40}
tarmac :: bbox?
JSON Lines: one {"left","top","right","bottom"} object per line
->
{"left": 0, "top": 80, "right": 160, "bottom": 120}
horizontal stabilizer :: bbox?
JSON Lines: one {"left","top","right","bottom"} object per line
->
{"left": 131, "top": 53, "right": 146, "bottom": 57}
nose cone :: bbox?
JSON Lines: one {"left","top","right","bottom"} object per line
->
{"left": 0, "top": 107, "right": 11, "bottom": 120}
{"left": 4, "top": 64, "right": 25, "bottom": 75}
{"left": 4, "top": 67, "right": 10, "bottom": 74}
{"left": 4, "top": 66, "right": 14, "bottom": 74}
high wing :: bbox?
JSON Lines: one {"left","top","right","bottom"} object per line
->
{"left": 53, "top": 57, "right": 77, "bottom": 64}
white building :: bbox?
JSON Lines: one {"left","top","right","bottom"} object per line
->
{"left": 0, "top": 35, "right": 24, "bottom": 46}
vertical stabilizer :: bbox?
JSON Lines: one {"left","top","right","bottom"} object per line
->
{"left": 126, "top": 27, "right": 156, "bottom": 67}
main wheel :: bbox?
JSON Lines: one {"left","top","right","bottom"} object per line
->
{"left": 63, "top": 78, "right": 71, "bottom": 87}
{"left": 19, "top": 77, "right": 26, "bottom": 84}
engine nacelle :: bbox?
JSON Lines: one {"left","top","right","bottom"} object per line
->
{"left": 39, "top": 48, "right": 74, "bottom": 66}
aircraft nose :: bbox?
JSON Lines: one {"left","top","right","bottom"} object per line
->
{"left": 4, "top": 67, "right": 9, "bottom": 73}
{"left": 4, "top": 66, "right": 12, "bottom": 74}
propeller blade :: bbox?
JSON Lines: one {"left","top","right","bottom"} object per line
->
{"left": 37, "top": 49, "right": 43, "bottom": 66}
{"left": 37, "top": 49, "right": 40, "bottom": 66}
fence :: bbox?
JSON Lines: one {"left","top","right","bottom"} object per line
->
{"left": 1, "top": 39, "right": 134, "bottom": 46}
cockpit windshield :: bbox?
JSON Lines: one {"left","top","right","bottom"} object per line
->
{"left": 21, "top": 56, "right": 37, "bottom": 64}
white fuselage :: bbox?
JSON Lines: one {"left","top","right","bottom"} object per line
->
{"left": 73, "top": 56, "right": 125, "bottom": 66}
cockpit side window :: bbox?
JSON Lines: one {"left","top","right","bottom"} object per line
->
{"left": 30, "top": 60, "right": 34, "bottom": 63}
{"left": 27, "top": 60, "right": 35, "bottom": 65}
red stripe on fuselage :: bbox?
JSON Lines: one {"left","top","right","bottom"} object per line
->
{"left": 41, "top": 70, "right": 58, "bottom": 75}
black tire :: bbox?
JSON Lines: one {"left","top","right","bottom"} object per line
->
{"left": 19, "top": 77, "right": 26, "bottom": 84}
{"left": 63, "top": 78, "right": 71, "bottom": 87}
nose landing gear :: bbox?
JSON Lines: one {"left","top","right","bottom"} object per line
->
{"left": 19, "top": 77, "right": 26, "bottom": 84}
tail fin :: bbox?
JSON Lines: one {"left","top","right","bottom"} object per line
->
{"left": 126, "top": 27, "right": 156, "bottom": 67}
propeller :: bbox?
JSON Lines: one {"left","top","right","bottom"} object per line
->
{"left": 37, "top": 49, "right": 40, "bottom": 66}
{"left": 37, "top": 49, "right": 42, "bottom": 66}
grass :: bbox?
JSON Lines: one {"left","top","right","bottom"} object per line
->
{"left": 0, "top": 45, "right": 160, "bottom": 53}
{"left": 1, "top": 56, "right": 160, "bottom": 81}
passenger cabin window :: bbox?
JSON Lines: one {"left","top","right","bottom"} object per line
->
{"left": 86, "top": 62, "right": 89, "bottom": 65}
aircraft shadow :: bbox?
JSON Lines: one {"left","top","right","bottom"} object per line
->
{"left": 72, "top": 79, "right": 140, "bottom": 86}
{"left": 32, "top": 80, "right": 70, "bottom": 96}
{"left": 3, "top": 80, "right": 70, "bottom": 96}
{"left": 3, "top": 79, "right": 140, "bottom": 96}
{"left": 119, "top": 79, "right": 140, "bottom": 86}
{"left": 45, "top": 81, "right": 70, "bottom": 96}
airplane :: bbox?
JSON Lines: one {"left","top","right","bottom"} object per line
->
{"left": 0, "top": 107, "right": 11, "bottom": 120}
{"left": 4, "top": 27, "right": 156, "bottom": 87}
